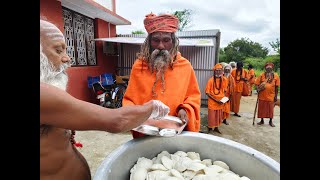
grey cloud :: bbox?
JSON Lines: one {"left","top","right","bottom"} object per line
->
{"left": 203, "top": 10, "right": 269, "bottom": 33}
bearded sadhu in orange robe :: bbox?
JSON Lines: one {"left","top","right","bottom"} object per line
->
{"left": 122, "top": 13, "right": 201, "bottom": 138}
{"left": 222, "top": 64, "right": 235, "bottom": 125}
{"left": 205, "top": 63, "right": 228, "bottom": 134}
{"left": 230, "top": 61, "right": 248, "bottom": 117}
{"left": 255, "top": 62, "right": 280, "bottom": 127}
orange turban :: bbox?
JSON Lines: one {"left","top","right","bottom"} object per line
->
{"left": 213, "top": 63, "right": 223, "bottom": 70}
{"left": 144, "top": 13, "right": 179, "bottom": 34}
{"left": 265, "top": 62, "right": 274, "bottom": 68}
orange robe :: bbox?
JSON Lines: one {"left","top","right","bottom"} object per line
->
{"left": 231, "top": 68, "right": 248, "bottom": 113}
{"left": 248, "top": 69, "right": 256, "bottom": 94}
{"left": 205, "top": 76, "right": 228, "bottom": 128}
{"left": 122, "top": 52, "right": 201, "bottom": 138}
{"left": 223, "top": 75, "right": 235, "bottom": 119}
{"left": 248, "top": 69, "right": 256, "bottom": 85}
{"left": 255, "top": 72, "right": 280, "bottom": 118}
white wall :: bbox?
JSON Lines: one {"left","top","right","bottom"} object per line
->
{"left": 93, "top": 0, "right": 113, "bottom": 11}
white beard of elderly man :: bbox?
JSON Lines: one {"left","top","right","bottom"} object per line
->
{"left": 40, "top": 20, "right": 170, "bottom": 180}
{"left": 40, "top": 20, "right": 70, "bottom": 91}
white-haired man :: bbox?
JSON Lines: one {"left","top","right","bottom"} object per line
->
{"left": 40, "top": 20, "right": 169, "bottom": 180}
{"left": 222, "top": 64, "right": 235, "bottom": 125}
{"left": 229, "top": 61, "right": 236, "bottom": 70}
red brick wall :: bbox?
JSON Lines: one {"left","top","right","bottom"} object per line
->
{"left": 65, "top": 19, "right": 118, "bottom": 103}
{"left": 40, "top": 0, "right": 118, "bottom": 103}
{"left": 40, "top": 0, "right": 64, "bottom": 32}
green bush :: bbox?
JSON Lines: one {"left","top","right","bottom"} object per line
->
{"left": 219, "top": 54, "right": 227, "bottom": 63}
{"left": 244, "top": 57, "right": 265, "bottom": 70}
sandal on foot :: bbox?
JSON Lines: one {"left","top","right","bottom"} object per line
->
{"left": 257, "top": 121, "right": 264, "bottom": 125}
{"left": 234, "top": 113, "right": 241, "bottom": 117}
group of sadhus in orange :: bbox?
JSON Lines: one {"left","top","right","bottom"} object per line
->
{"left": 204, "top": 61, "right": 280, "bottom": 133}
{"left": 122, "top": 12, "right": 280, "bottom": 138}
{"left": 40, "top": 11, "right": 280, "bottom": 180}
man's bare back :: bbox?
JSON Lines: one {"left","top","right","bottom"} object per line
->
{"left": 40, "top": 126, "right": 91, "bottom": 180}
{"left": 40, "top": 20, "right": 170, "bottom": 179}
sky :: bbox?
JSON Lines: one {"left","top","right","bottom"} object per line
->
{"left": 115, "top": 0, "right": 280, "bottom": 54}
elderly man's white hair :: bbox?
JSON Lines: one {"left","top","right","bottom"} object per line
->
{"left": 40, "top": 20, "right": 69, "bottom": 91}
{"left": 40, "top": 20, "right": 65, "bottom": 41}
{"left": 224, "top": 64, "right": 232, "bottom": 77}
{"left": 220, "top": 62, "right": 228, "bottom": 69}
{"left": 229, "top": 61, "right": 236, "bottom": 69}
{"left": 224, "top": 64, "right": 232, "bottom": 70}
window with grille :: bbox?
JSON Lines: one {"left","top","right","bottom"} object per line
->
{"left": 62, "top": 7, "right": 97, "bottom": 66}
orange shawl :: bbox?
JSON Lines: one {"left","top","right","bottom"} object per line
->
{"left": 255, "top": 72, "right": 280, "bottom": 102}
{"left": 122, "top": 52, "right": 201, "bottom": 132}
{"left": 205, "top": 76, "right": 228, "bottom": 110}
{"left": 249, "top": 69, "right": 256, "bottom": 84}
{"left": 231, "top": 68, "right": 248, "bottom": 92}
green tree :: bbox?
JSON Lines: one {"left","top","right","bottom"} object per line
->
{"left": 244, "top": 57, "right": 265, "bottom": 70}
{"left": 131, "top": 30, "right": 145, "bottom": 34}
{"left": 269, "top": 38, "right": 280, "bottom": 55}
{"left": 224, "top": 38, "right": 269, "bottom": 63}
{"left": 172, "top": 9, "right": 192, "bottom": 31}
{"left": 218, "top": 48, "right": 227, "bottom": 62}
{"left": 219, "top": 48, "right": 225, "bottom": 55}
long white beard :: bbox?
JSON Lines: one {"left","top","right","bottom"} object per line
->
{"left": 224, "top": 73, "right": 230, "bottom": 77}
{"left": 40, "top": 48, "right": 69, "bottom": 91}
{"left": 149, "top": 49, "right": 171, "bottom": 96}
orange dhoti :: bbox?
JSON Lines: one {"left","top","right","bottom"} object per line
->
{"left": 231, "top": 92, "right": 242, "bottom": 114}
{"left": 257, "top": 100, "right": 274, "bottom": 118}
{"left": 223, "top": 101, "right": 230, "bottom": 119}
{"left": 208, "top": 109, "right": 224, "bottom": 128}
{"left": 248, "top": 83, "right": 253, "bottom": 95}
{"left": 230, "top": 97, "right": 234, "bottom": 112}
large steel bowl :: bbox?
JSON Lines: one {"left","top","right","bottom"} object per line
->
{"left": 94, "top": 131, "right": 280, "bottom": 180}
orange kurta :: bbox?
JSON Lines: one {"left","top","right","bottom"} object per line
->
{"left": 248, "top": 69, "right": 256, "bottom": 94}
{"left": 231, "top": 68, "right": 248, "bottom": 113}
{"left": 223, "top": 75, "right": 235, "bottom": 119}
{"left": 231, "top": 68, "right": 248, "bottom": 92}
{"left": 255, "top": 72, "right": 280, "bottom": 102}
{"left": 248, "top": 69, "right": 256, "bottom": 85}
{"left": 205, "top": 76, "right": 228, "bottom": 127}
{"left": 205, "top": 76, "right": 228, "bottom": 110}
{"left": 122, "top": 52, "right": 201, "bottom": 138}
{"left": 255, "top": 72, "right": 280, "bottom": 118}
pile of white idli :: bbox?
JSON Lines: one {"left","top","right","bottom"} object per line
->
{"left": 130, "top": 150, "right": 250, "bottom": 180}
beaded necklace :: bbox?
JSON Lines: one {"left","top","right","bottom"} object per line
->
{"left": 264, "top": 72, "right": 274, "bottom": 83}
{"left": 212, "top": 76, "right": 222, "bottom": 95}
{"left": 70, "top": 130, "right": 83, "bottom": 148}
{"left": 235, "top": 69, "right": 242, "bottom": 82}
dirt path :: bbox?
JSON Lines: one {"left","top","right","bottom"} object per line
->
{"left": 76, "top": 93, "right": 280, "bottom": 178}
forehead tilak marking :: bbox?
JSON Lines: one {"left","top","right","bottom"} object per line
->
{"left": 46, "top": 32, "right": 65, "bottom": 41}
{"left": 41, "top": 28, "right": 65, "bottom": 41}
{"left": 41, "top": 26, "right": 58, "bottom": 30}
